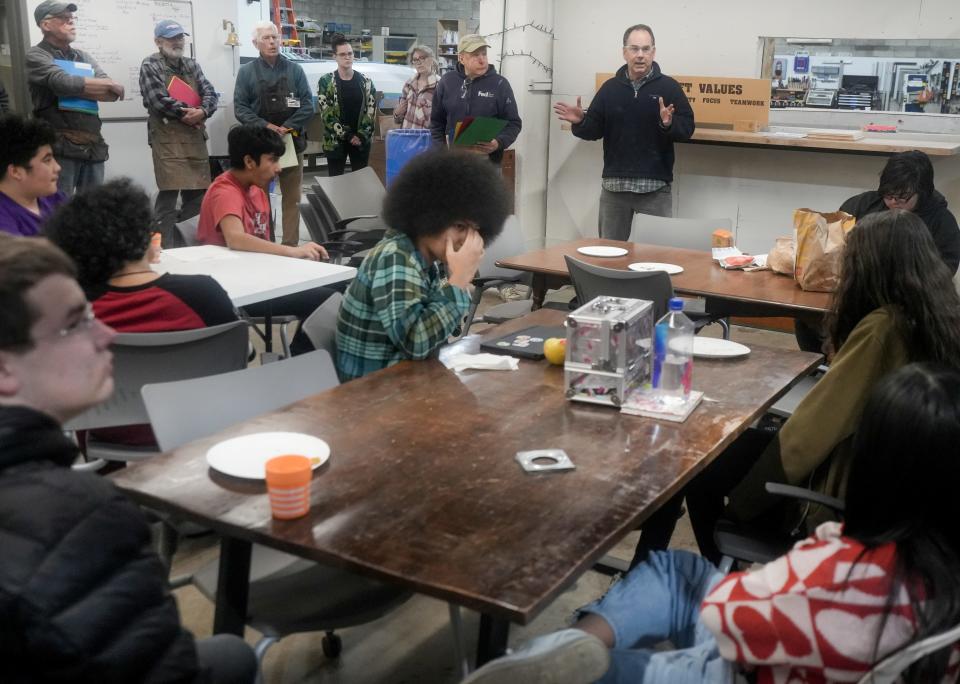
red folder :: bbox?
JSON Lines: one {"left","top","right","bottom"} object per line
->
{"left": 167, "top": 76, "right": 201, "bottom": 107}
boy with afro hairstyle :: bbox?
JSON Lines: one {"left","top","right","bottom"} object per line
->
{"left": 336, "top": 150, "right": 510, "bottom": 380}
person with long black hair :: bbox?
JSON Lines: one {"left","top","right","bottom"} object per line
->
{"left": 464, "top": 363, "right": 960, "bottom": 684}
{"left": 643, "top": 209, "right": 960, "bottom": 568}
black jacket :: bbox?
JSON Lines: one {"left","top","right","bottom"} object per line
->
{"left": 572, "top": 62, "right": 694, "bottom": 183}
{"left": 840, "top": 190, "right": 960, "bottom": 273}
{"left": 0, "top": 406, "right": 204, "bottom": 683}
{"left": 430, "top": 63, "right": 522, "bottom": 164}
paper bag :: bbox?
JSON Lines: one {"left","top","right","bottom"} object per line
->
{"left": 793, "top": 209, "right": 856, "bottom": 292}
{"left": 768, "top": 236, "right": 795, "bottom": 275}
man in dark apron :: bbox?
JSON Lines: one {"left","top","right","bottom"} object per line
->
{"left": 234, "top": 21, "right": 315, "bottom": 247}
{"left": 26, "top": 1, "right": 125, "bottom": 195}
{"left": 139, "top": 20, "right": 218, "bottom": 247}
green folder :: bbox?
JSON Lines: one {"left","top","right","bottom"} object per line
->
{"left": 453, "top": 116, "right": 508, "bottom": 146}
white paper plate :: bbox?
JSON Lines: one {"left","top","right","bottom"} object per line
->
{"left": 206, "top": 432, "right": 330, "bottom": 480}
{"left": 628, "top": 262, "right": 684, "bottom": 275}
{"left": 693, "top": 338, "right": 751, "bottom": 358}
{"left": 577, "top": 245, "right": 629, "bottom": 258}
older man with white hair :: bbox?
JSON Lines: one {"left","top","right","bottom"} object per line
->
{"left": 234, "top": 21, "right": 314, "bottom": 246}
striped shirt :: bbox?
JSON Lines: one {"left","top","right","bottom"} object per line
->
{"left": 335, "top": 230, "right": 471, "bottom": 381}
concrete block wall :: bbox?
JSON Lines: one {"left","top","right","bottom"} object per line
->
{"left": 296, "top": 0, "right": 364, "bottom": 36}
{"left": 293, "top": 0, "right": 480, "bottom": 53}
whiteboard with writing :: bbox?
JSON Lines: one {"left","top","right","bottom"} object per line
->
{"left": 30, "top": 0, "right": 195, "bottom": 120}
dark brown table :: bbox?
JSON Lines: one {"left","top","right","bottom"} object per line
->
{"left": 497, "top": 239, "right": 831, "bottom": 323}
{"left": 111, "top": 309, "right": 821, "bottom": 664}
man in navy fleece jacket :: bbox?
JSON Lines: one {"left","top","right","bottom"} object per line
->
{"left": 555, "top": 24, "right": 694, "bottom": 241}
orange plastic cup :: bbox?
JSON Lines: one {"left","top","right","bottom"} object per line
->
{"left": 149, "top": 232, "right": 162, "bottom": 263}
{"left": 265, "top": 455, "right": 312, "bottom": 520}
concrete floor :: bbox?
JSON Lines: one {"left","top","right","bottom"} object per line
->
{"left": 190, "top": 288, "right": 800, "bottom": 683}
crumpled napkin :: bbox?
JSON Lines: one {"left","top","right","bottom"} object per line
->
{"left": 442, "top": 352, "right": 520, "bottom": 372}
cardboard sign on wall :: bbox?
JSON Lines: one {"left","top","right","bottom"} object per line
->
{"left": 594, "top": 73, "right": 770, "bottom": 129}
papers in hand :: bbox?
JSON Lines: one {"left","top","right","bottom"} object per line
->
{"left": 54, "top": 60, "right": 99, "bottom": 114}
{"left": 621, "top": 390, "right": 704, "bottom": 422}
{"left": 167, "top": 76, "right": 201, "bottom": 107}
{"left": 453, "top": 116, "right": 508, "bottom": 146}
{"left": 278, "top": 133, "right": 299, "bottom": 169}
{"left": 442, "top": 352, "right": 520, "bottom": 372}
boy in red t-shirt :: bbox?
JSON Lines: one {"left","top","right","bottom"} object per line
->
{"left": 198, "top": 124, "right": 325, "bottom": 259}
{"left": 198, "top": 124, "right": 336, "bottom": 355}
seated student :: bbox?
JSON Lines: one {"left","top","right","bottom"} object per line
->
{"left": 841, "top": 150, "right": 960, "bottom": 272}
{"left": 670, "top": 209, "right": 960, "bottom": 566}
{"left": 0, "top": 234, "right": 257, "bottom": 682}
{"left": 335, "top": 150, "right": 509, "bottom": 381}
{"left": 198, "top": 124, "right": 339, "bottom": 355}
{"left": 467, "top": 363, "right": 960, "bottom": 684}
{"left": 0, "top": 113, "right": 66, "bottom": 236}
{"left": 45, "top": 178, "right": 237, "bottom": 446}
{"left": 796, "top": 150, "right": 960, "bottom": 353}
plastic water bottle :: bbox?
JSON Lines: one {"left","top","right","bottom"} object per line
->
{"left": 652, "top": 298, "right": 694, "bottom": 405}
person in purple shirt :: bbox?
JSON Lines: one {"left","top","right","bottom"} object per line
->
{"left": 0, "top": 114, "right": 66, "bottom": 236}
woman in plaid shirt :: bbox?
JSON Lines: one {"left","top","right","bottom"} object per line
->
{"left": 335, "top": 150, "right": 510, "bottom": 381}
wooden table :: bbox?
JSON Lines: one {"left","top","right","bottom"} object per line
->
{"left": 111, "top": 309, "right": 821, "bottom": 664}
{"left": 687, "top": 127, "right": 960, "bottom": 157}
{"left": 497, "top": 239, "right": 831, "bottom": 322}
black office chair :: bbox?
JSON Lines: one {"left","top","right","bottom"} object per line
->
{"left": 564, "top": 256, "right": 726, "bottom": 334}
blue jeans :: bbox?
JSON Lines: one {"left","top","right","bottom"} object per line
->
{"left": 579, "top": 550, "right": 734, "bottom": 684}
{"left": 58, "top": 157, "right": 105, "bottom": 196}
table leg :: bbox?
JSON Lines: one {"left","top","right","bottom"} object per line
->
{"left": 476, "top": 613, "right": 510, "bottom": 667}
{"left": 212, "top": 537, "right": 252, "bottom": 636}
{"left": 531, "top": 273, "right": 547, "bottom": 310}
{"left": 263, "top": 311, "right": 273, "bottom": 354}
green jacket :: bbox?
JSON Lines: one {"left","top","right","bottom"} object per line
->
{"left": 317, "top": 70, "right": 376, "bottom": 152}
{"left": 726, "top": 307, "right": 909, "bottom": 530}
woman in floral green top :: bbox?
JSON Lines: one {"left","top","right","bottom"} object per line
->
{"left": 317, "top": 34, "right": 377, "bottom": 176}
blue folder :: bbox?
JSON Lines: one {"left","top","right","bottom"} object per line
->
{"left": 53, "top": 59, "right": 99, "bottom": 115}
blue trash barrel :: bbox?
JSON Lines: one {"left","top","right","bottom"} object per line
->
{"left": 386, "top": 129, "right": 432, "bottom": 187}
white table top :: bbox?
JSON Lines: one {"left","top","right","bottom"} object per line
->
{"left": 154, "top": 246, "right": 356, "bottom": 307}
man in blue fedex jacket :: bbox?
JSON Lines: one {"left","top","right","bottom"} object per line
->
{"left": 430, "top": 34, "right": 522, "bottom": 165}
{"left": 555, "top": 24, "right": 695, "bottom": 241}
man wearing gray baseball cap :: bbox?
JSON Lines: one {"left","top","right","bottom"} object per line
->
{"left": 140, "top": 19, "right": 219, "bottom": 246}
{"left": 26, "top": 1, "right": 125, "bottom": 195}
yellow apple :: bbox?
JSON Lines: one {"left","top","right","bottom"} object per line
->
{"left": 543, "top": 337, "right": 566, "bottom": 365}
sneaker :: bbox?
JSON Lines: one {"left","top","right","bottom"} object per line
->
{"left": 498, "top": 284, "right": 529, "bottom": 302}
{"left": 463, "top": 628, "right": 610, "bottom": 684}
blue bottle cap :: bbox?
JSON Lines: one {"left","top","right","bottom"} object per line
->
{"left": 668, "top": 297, "right": 684, "bottom": 311}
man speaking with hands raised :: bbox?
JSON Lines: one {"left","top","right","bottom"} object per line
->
{"left": 555, "top": 24, "right": 694, "bottom": 241}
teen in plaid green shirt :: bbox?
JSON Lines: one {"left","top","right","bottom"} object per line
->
{"left": 336, "top": 150, "right": 510, "bottom": 381}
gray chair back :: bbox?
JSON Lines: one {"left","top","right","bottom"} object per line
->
{"left": 629, "top": 215, "right": 733, "bottom": 251}
{"left": 65, "top": 320, "right": 250, "bottom": 432}
{"left": 479, "top": 215, "right": 527, "bottom": 281}
{"left": 299, "top": 200, "right": 327, "bottom": 243}
{"left": 142, "top": 349, "right": 339, "bottom": 451}
{"left": 564, "top": 256, "right": 673, "bottom": 319}
{"left": 174, "top": 215, "right": 201, "bottom": 246}
{"left": 312, "top": 167, "right": 386, "bottom": 232}
{"left": 301, "top": 292, "right": 343, "bottom": 357}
